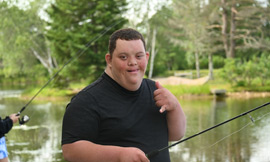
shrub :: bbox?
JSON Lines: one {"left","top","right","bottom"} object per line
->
{"left": 221, "top": 55, "right": 270, "bottom": 87}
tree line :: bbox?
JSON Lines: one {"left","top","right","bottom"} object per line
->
{"left": 0, "top": 0, "right": 269, "bottom": 87}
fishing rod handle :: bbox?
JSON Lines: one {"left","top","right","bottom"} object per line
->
{"left": 16, "top": 112, "right": 21, "bottom": 116}
{"left": 17, "top": 106, "right": 26, "bottom": 116}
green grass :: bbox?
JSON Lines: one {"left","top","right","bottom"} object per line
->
{"left": 22, "top": 86, "right": 73, "bottom": 97}
{"left": 164, "top": 85, "right": 211, "bottom": 97}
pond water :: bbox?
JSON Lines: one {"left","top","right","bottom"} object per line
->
{"left": 1, "top": 90, "right": 270, "bottom": 162}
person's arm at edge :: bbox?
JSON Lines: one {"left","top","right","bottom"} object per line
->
{"left": 0, "top": 113, "right": 19, "bottom": 136}
{"left": 62, "top": 140, "right": 149, "bottom": 162}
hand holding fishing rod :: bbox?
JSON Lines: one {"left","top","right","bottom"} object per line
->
{"left": 146, "top": 101, "right": 270, "bottom": 159}
{"left": 16, "top": 106, "right": 30, "bottom": 125}
{"left": 8, "top": 113, "right": 20, "bottom": 124}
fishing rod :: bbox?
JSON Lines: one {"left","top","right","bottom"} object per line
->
{"left": 16, "top": 20, "right": 124, "bottom": 125}
{"left": 146, "top": 101, "right": 270, "bottom": 159}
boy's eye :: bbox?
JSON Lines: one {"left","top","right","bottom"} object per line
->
{"left": 137, "top": 54, "right": 145, "bottom": 59}
{"left": 120, "top": 56, "right": 127, "bottom": 60}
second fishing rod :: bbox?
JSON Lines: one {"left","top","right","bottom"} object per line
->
{"left": 146, "top": 101, "right": 270, "bottom": 159}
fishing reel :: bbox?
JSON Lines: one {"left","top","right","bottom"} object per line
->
{"left": 19, "top": 115, "right": 30, "bottom": 125}
{"left": 16, "top": 112, "right": 30, "bottom": 125}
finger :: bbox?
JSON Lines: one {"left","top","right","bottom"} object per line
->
{"left": 155, "top": 81, "right": 163, "bottom": 89}
{"left": 154, "top": 92, "right": 163, "bottom": 101}
{"left": 143, "top": 155, "right": 150, "bottom": 162}
{"left": 154, "top": 82, "right": 163, "bottom": 97}
{"left": 155, "top": 100, "right": 163, "bottom": 107}
{"left": 159, "top": 105, "right": 167, "bottom": 113}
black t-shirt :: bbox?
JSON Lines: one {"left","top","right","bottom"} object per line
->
{"left": 62, "top": 72, "right": 170, "bottom": 161}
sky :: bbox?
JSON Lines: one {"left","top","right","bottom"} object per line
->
{"left": 124, "top": 0, "right": 172, "bottom": 25}
{"left": 1, "top": 0, "right": 34, "bottom": 10}
{"left": 1, "top": 0, "right": 268, "bottom": 23}
{"left": 1, "top": 0, "right": 171, "bottom": 23}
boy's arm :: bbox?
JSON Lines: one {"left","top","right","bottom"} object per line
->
{"left": 62, "top": 140, "right": 150, "bottom": 162}
{"left": 154, "top": 82, "right": 186, "bottom": 141}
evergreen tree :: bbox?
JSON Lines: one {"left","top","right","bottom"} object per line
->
{"left": 220, "top": 0, "right": 269, "bottom": 58}
{"left": 46, "top": 0, "right": 127, "bottom": 84}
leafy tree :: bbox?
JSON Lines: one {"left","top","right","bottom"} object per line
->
{"left": 46, "top": 0, "right": 127, "bottom": 84}
{"left": 168, "top": 0, "right": 210, "bottom": 78}
{"left": 134, "top": 5, "right": 188, "bottom": 78}
{"left": 0, "top": 0, "right": 56, "bottom": 80}
{"left": 125, "top": 0, "right": 173, "bottom": 78}
{"left": 149, "top": 6, "right": 188, "bottom": 76}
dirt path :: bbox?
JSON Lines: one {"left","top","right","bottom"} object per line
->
{"left": 153, "top": 76, "right": 210, "bottom": 85}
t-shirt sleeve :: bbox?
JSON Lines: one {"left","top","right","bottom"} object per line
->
{"left": 0, "top": 117, "right": 13, "bottom": 136}
{"left": 61, "top": 91, "right": 100, "bottom": 145}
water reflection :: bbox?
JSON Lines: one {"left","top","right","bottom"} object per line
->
{"left": 170, "top": 97, "right": 270, "bottom": 162}
{"left": 0, "top": 92, "right": 269, "bottom": 162}
{"left": 1, "top": 97, "right": 67, "bottom": 162}
{"left": 0, "top": 90, "right": 23, "bottom": 99}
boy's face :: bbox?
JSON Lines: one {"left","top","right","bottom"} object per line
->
{"left": 105, "top": 39, "right": 149, "bottom": 91}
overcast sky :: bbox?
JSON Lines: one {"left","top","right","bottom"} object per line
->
{"left": 2, "top": 0, "right": 268, "bottom": 23}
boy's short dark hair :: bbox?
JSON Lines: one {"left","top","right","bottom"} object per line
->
{"left": 108, "top": 28, "right": 146, "bottom": 55}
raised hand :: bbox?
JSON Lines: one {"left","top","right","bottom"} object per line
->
{"left": 154, "top": 82, "right": 179, "bottom": 113}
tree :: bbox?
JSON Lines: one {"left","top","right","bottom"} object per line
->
{"left": 0, "top": 0, "right": 57, "bottom": 79}
{"left": 142, "top": 5, "right": 188, "bottom": 78}
{"left": 46, "top": 0, "right": 127, "bottom": 83}
{"left": 148, "top": 28, "right": 157, "bottom": 79}
{"left": 168, "top": 0, "right": 209, "bottom": 78}
{"left": 220, "top": 0, "right": 270, "bottom": 58}
{"left": 125, "top": 0, "right": 171, "bottom": 78}
{"left": 238, "top": 0, "right": 270, "bottom": 51}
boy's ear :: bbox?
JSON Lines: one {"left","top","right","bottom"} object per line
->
{"left": 105, "top": 53, "right": 112, "bottom": 66}
{"left": 146, "top": 52, "right": 150, "bottom": 61}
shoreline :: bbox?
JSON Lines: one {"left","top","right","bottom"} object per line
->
{"left": 5, "top": 91, "right": 270, "bottom": 101}
{"left": 178, "top": 91, "right": 270, "bottom": 100}
{"left": 226, "top": 91, "right": 270, "bottom": 99}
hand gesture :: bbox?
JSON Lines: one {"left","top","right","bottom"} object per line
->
{"left": 154, "top": 82, "right": 180, "bottom": 113}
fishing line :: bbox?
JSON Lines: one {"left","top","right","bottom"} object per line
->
{"left": 203, "top": 121, "right": 252, "bottom": 149}
{"left": 205, "top": 110, "right": 270, "bottom": 149}
{"left": 17, "top": 20, "right": 124, "bottom": 123}
{"left": 168, "top": 110, "right": 270, "bottom": 157}
{"left": 146, "top": 102, "right": 270, "bottom": 159}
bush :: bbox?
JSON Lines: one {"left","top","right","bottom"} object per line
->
{"left": 221, "top": 55, "right": 270, "bottom": 87}
{"left": 220, "top": 58, "right": 244, "bottom": 86}
{"left": 199, "top": 55, "right": 225, "bottom": 69}
{"left": 213, "top": 55, "right": 225, "bottom": 68}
